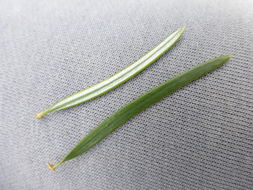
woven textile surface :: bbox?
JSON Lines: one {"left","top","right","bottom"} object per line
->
{"left": 1, "top": 0, "right": 253, "bottom": 189}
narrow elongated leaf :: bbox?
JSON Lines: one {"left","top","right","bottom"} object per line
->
{"left": 48, "top": 55, "right": 232, "bottom": 170}
{"left": 35, "top": 27, "right": 185, "bottom": 119}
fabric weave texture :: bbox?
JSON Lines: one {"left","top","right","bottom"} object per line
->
{"left": 0, "top": 0, "right": 253, "bottom": 189}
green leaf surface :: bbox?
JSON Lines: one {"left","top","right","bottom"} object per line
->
{"left": 48, "top": 55, "right": 232, "bottom": 171}
{"left": 36, "top": 27, "right": 185, "bottom": 119}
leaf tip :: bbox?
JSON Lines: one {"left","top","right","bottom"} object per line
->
{"left": 179, "top": 26, "right": 186, "bottom": 33}
{"left": 222, "top": 55, "right": 234, "bottom": 61}
{"left": 35, "top": 113, "right": 43, "bottom": 119}
{"left": 48, "top": 163, "right": 56, "bottom": 171}
{"left": 181, "top": 26, "right": 186, "bottom": 30}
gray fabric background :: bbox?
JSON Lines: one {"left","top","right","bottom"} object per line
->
{"left": 1, "top": 0, "right": 253, "bottom": 189}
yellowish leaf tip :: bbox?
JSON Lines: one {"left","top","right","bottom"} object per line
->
{"left": 48, "top": 163, "right": 56, "bottom": 171}
{"left": 223, "top": 55, "right": 233, "bottom": 59}
{"left": 35, "top": 113, "right": 43, "bottom": 119}
{"left": 181, "top": 26, "right": 186, "bottom": 30}
{"left": 179, "top": 26, "right": 186, "bottom": 33}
